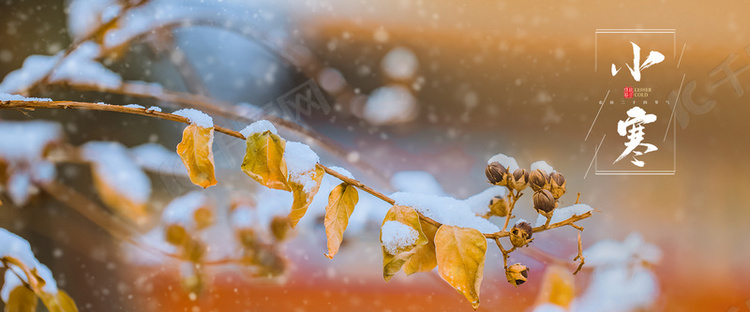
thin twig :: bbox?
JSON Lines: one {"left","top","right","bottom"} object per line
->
{"left": 573, "top": 231, "right": 585, "bottom": 275}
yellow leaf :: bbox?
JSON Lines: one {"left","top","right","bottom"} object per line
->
{"left": 534, "top": 264, "right": 575, "bottom": 308}
{"left": 176, "top": 124, "right": 217, "bottom": 188}
{"left": 5, "top": 286, "right": 37, "bottom": 312}
{"left": 380, "top": 205, "right": 428, "bottom": 282}
{"left": 435, "top": 225, "right": 487, "bottom": 310}
{"left": 90, "top": 172, "right": 148, "bottom": 224}
{"left": 403, "top": 219, "right": 439, "bottom": 275}
{"left": 241, "top": 131, "right": 289, "bottom": 191}
{"left": 324, "top": 182, "right": 359, "bottom": 258}
{"left": 288, "top": 165, "right": 325, "bottom": 228}
{"left": 38, "top": 290, "right": 78, "bottom": 312}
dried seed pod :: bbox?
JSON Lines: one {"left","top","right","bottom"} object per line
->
{"left": 549, "top": 172, "right": 566, "bottom": 199}
{"left": 510, "top": 221, "right": 533, "bottom": 247}
{"left": 488, "top": 196, "right": 509, "bottom": 217}
{"left": 533, "top": 189, "right": 556, "bottom": 214}
{"left": 506, "top": 263, "right": 529, "bottom": 286}
{"left": 485, "top": 162, "right": 508, "bottom": 185}
{"left": 529, "top": 169, "right": 550, "bottom": 192}
{"left": 509, "top": 168, "right": 529, "bottom": 192}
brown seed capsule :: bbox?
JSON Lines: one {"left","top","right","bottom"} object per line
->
{"left": 510, "top": 221, "right": 533, "bottom": 247}
{"left": 509, "top": 168, "right": 529, "bottom": 192}
{"left": 488, "top": 196, "right": 509, "bottom": 217}
{"left": 528, "top": 169, "right": 550, "bottom": 192}
{"left": 533, "top": 189, "right": 556, "bottom": 214}
{"left": 549, "top": 172, "right": 566, "bottom": 199}
{"left": 485, "top": 162, "right": 508, "bottom": 185}
{"left": 506, "top": 263, "right": 529, "bottom": 286}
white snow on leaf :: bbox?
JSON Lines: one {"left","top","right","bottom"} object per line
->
{"left": 363, "top": 85, "right": 418, "bottom": 125}
{"left": 0, "top": 121, "right": 62, "bottom": 162}
{"left": 6, "top": 171, "right": 32, "bottom": 207}
{"left": 530, "top": 160, "right": 554, "bottom": 173}
{"left": 173, "top": 108, "right": 213, "bottom": 128}
{"left": 572, "top": 265, "right": 658, "bottom": 312}
{"left": 391, "top": 171, "right": 444, "bottom": 195}
{"left": 81, "top": 141, "right": 152, "bottom": 204}
{"left": 381, "top": 46, "right": 419, "bottom": 80}
{"left": 463, "top": 186, "right": 508, "bottom": 216}
{"left": 0, "top": 42, "right": 122, "bottom": 93}
{"left": 0, "top": 228, "right": 59, "bottom": 299}
{"left": 584, "top": 232, "right": 662, "bottom": 267}
{"left": 0, "top": 93, "right": 52, "bottom": 102}
{"left": 534, "top": 204, "right": 593, "bottom": 227}
{"left": 0, "top": 121, "right": 62, "bottom": 206}
{"left": 30, "top": 160, "right": 56, "bottom": 185}
{"left": 1, "top": 270, "right": 24, "bottom": 303}
{"left": 391, "top": 192, "right": 500, "bottom": 234}
{"left": 161, "top": 191, "right": 211, "bottom": 230}
{"left": 487, "top": 153, "right": 519, "bottom": 172}
{"left": 240, "top": 120, "right": 278, "bottom": 137}
{"left": 129, "top": 143, "right": 188, "bottom": 176}
{"left": 66, "top": 0, "right": 119, "bottom": 39}
{"left": 532, "top": 304, "right": 567, "bottom": 312}
{"left": 327, "top": 166, "right": 354, "bottom": 180}
{"left": 284, "top": 141, "right": 320, "bottom": 192}
{"left": 571, "top": 233, "right": 662, "bottom": 312}
{"left": 230, "top": 206, "right": 255, "bottom": 229}
{"left": 381, "top": 220, "right": 419, "bottom": 254}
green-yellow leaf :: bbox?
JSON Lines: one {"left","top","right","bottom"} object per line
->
{"left": 403, "top": 219, "right": 439, "bottom": 275}
{"left": 176, "top": 124, "right": 217, "bottom": 188}
{"left": 324, "top": 183, "right": 359, "bottom": 258}
{"left": 288, "top": 165, "right": 325, "bottom": 228}
{"left": 380, "top": 205, "right": 428, "bottom": 282}
{"left": 5, "top": 286, "right": 37, "bottom": 312}
{"left": 241, "top": 131, "right": 289, "bottom": 191}
{"left": 435, "top": 225, "right": 487, "bottom": 310}
{"left": 38, "top": 290, "right": 78, "bottom": 312}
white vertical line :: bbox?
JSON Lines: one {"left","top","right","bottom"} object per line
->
{"left": 584, "top": 134, "right": 606, "bottom": 179}
{"left": 664, "top": 74, "right": 686, "bottom": 141}
{"left": 677, "top": 43, "right": 686, "bottom": 68}
{"left": 585, "top": 90, "right": 610, "bottom": 141}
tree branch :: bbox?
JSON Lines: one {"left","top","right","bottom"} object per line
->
{"left": 0, "top": 99, "right": 592, "bottom": 241}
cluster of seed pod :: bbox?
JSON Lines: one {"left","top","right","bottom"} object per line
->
{"left": 485, "top": 161, "right": 568, "bottom": 286}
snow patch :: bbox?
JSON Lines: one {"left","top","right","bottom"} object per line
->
{"left": 173, "top": 108, "right": 213, "bottom": 128}
{"left": 0, "top": 93, "right": 52, "bottom": 102}
{"left": 530, "top": 160, "right": 554, "bottom": 173}
{"left": 327, "top": 166, "right": 354, "bottom": 180}
{"left": 81, "top": 141, "right": 151, "bottom": 204}
{"left": 381, "top": 220, "right": 419, "bottom": 254}
{"left": 391, "top": 171, "right": 444, "bottom": 195}
{"left": 534, "top": 204, "right": 593, "bottom": 227}
{"left": 240, "top": 120, "right": 277, "bottom": 137}
{"left": 284, "top": 141, "right": 320, "bottom": 192}
{"left": 487, "top": 153, "right": 519, "bottom": 172}
{"left": 391, "top": 192, "right": 500, "bottom": 234}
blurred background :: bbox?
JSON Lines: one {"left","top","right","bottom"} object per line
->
{"left": 1, "top": 0, "right": 749, "bottom": 311}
